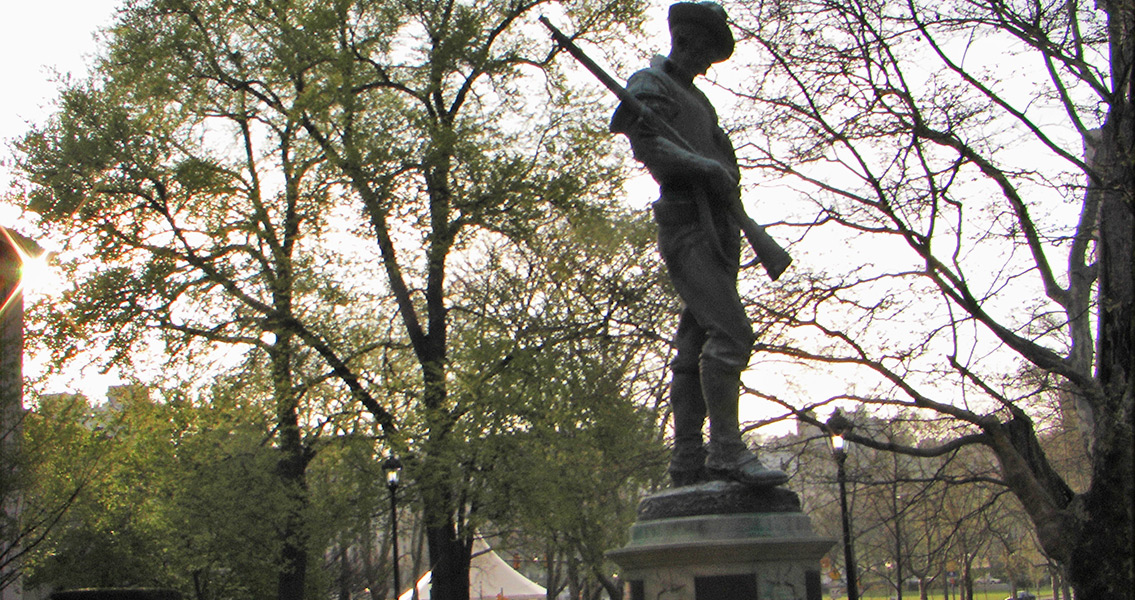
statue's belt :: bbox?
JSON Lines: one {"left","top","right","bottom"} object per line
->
{"left": 653, "top": 198, "right": 731, "bottom": 227}
{"left": 652, "top": 200, "right": 702, "bottom": 226}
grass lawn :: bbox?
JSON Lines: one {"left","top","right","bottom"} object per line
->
{"left": 826, "top": 586, "right": 1054, "bottom": 600}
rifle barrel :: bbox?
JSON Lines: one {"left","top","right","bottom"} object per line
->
{"left": 539, "top": 17, "right": 634, "bottom": 105}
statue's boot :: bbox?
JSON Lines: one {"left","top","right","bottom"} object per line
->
{"left": 668, "top": 370, "right": 708, "bottom": 487}
{"left": 702, "top": 365, "right": 789, "bottom": 487}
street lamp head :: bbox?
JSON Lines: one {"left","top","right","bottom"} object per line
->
{"left": 826, "top": 409, "right": 853, "bottom": 458}
{"left": 826, "top": 409, "right": 854, "bottom": 437}
{"left": 383, "top": 455, "right": 403, "bottom": 487}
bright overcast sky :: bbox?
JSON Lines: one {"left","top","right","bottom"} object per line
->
{"left": 2, "top": 1, "right": 126, "bottom": 398}
{"left": 1, "top": 1, "right": 122, "bottom": 210}
{"left": 0, "top": 2, "right": 808, "bottom": 424}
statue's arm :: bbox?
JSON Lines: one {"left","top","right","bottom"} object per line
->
{"left": 610, "top": 73, "right": 736, "bottom": 188}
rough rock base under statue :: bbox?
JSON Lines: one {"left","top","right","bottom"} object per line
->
{"left": 608, "top": 483, "right": 833, "bottom": 600}
{"left": 636, "top": 480, "right": 803, "bottom": 520}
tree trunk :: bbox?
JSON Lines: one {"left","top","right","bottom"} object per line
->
{"left": 339, "top": 545, "right": 351, "bottom": 600}
{"left": 594, "top": 566, "right": 621, "bottom": 600}
{"left": 543, "top": 546, "right": 561, "bottom": 600}
{"left": 961, "top": 559, "right": 973, "bottom": 600}
{"left": 273, "top": 333, "right": 311, "bottom": 600}
{"left": 276, "top": 437, "right": 309, "bottom": 600}
{"left": 419, "top": 356, "right": 470, "bottom": 600}
{"left": 1067, "top": 63, "right": 1135, "bottom": 598}
{"left": 425, "top": 518, "right": 469, "bottom": 600}
{"left": 360, "top": 520, "right": 387, "bottom": 600}
{"left": 567, "top": 556, "right": 580, "bottom": 600}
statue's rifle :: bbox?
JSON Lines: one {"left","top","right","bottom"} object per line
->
{"left": 538, "top": 16, "right": 792, "bottom": 281}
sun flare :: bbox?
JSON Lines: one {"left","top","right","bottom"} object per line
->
{"left": 20, "top": 251, "right": 63, "bottom": 300}
{"left": 2, "top": 227, "right": 62, "bottom": 310}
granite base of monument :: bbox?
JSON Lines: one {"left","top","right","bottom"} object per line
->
{"left": 608, "top": 482, "right": 834, "bottom": 600}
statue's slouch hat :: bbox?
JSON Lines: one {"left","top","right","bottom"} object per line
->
{"left": 668, "top": 2, "right": 734, "bottom": 63}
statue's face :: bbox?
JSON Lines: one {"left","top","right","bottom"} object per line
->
{"left": 670, "top": 24, "right": 719, "bottom": 75}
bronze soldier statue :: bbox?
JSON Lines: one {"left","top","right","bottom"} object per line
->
{"left": 609, "top": 2, "right": 789, "bottom": 488}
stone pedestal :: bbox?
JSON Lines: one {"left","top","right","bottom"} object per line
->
{"left": 608, "top": 482, "right": 834, "bottom": 600}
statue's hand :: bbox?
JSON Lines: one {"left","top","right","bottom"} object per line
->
{"left": 702, "top": 159, "right": 740, "bottom": 198}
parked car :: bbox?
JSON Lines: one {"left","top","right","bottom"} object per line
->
{"left": 1005, "top": 592, "right": 1036, "bottom": 600}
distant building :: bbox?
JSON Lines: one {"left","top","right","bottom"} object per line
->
{"left": 1, "top": 226, "right": 44, "bottom": 600}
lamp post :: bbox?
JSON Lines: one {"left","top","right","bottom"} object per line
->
{"left": 383, "top": 455, "right": 403, "bottom": 600}
{"left": 827, "top": 412, "right": 859, "bottom": 600}
{"left": 893, "top": 494, "right": 904, "bottom": 600}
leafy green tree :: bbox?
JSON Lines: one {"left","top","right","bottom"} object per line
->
{"left": 22, "top": 380, "right": 407, "bottom": 600}
{"left": 245, "top": 2, "right": 651, "bottom": 595}
{"left": 726, "top": 0, "right": 1133, "bottom": 596}
{"left": 448, "top": 210, "right": 672, "bottom": 600}
{"left": 22, "top": 389, "right": 176, "bottom": 591}
{"left": 157, "top": 385, "right": 294, "bottom": 600}
{"left": 16, "top": 2, "right": 652, "bottom": 599}
{"left": 21, "top": 386, "right": 289, "bottom": 599}
{"left": 15, "top": 0, "right": 389, "bottom": 592}
{"left": 11, "top": 393, "right": 110, "bottom": 591}
{"left": 339, "top": 198, "right": 669, "bottom": 598}
{"left": 303, "top": 418, "right": 392, "bottom": 600}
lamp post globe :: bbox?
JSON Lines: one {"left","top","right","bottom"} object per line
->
{"left": 383, "top": 455, "right": 402, "bottom": 488}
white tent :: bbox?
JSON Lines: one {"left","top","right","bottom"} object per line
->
{"left": 397, "top": 540, "right": 546, "bottom": 600}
